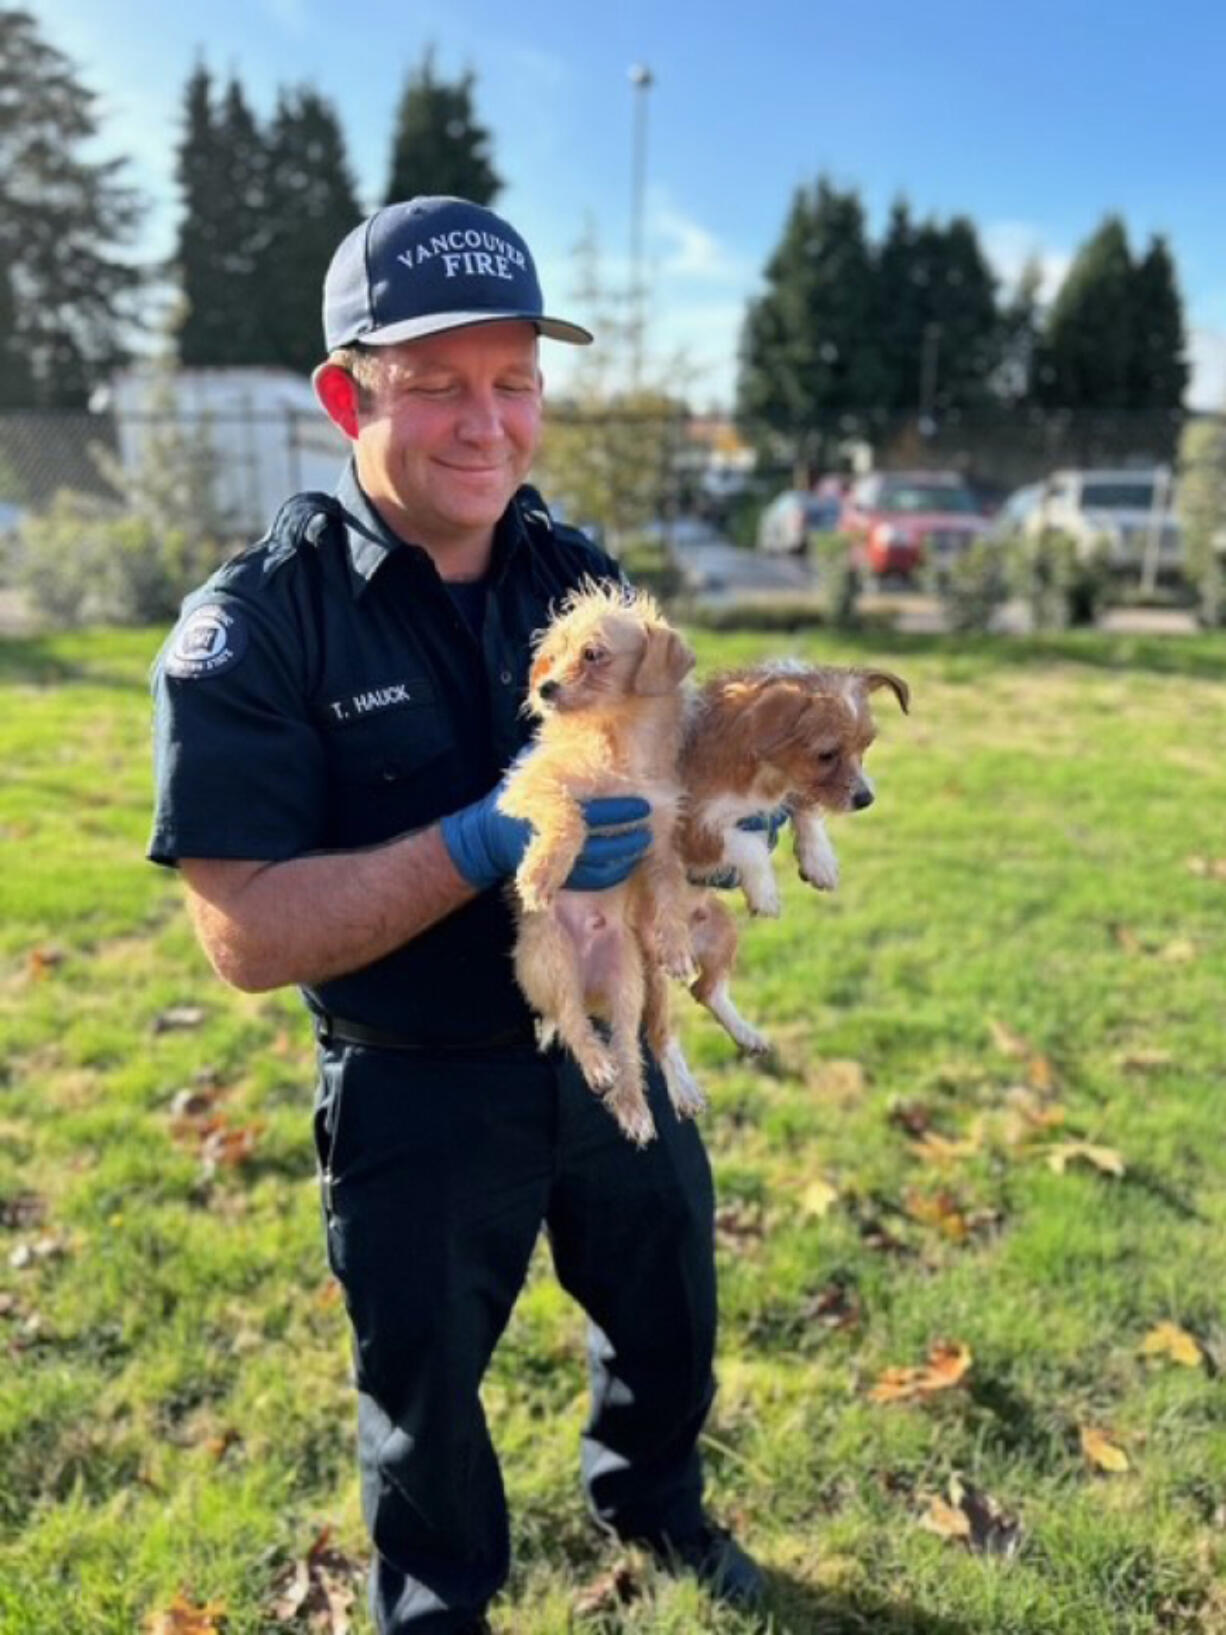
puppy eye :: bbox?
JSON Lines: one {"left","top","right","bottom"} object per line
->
{"left": 582, "top": 645, "right": 606, "bottom": 664}
{"left": 817, "top": 749, "right": 840, "bottom": 765}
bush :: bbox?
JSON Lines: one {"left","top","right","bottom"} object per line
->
{"left": 15, "top": 491, "right": 231, "bottom": 628}
{"left": 1008, "top": 527, "right": 1111, "bottom": 630}
{"left": 615, "top": 532, "right": 684, "bottom": 601}
{"left": 1178, "top": 418, "right": 1226, "bottom": 628}
{"left": 812, "top": 530, "right": 860, "bottom": 629}
{"left": 925, "top": 539, "right": 1011, "bottom": 633}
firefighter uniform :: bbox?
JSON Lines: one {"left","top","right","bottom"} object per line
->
{"left": 149, "top": 464, "right": 718, "bottom": 1633}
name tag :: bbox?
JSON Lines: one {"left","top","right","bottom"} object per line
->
{"left": 320, "top": 677, "right": 434, "bottom": 726}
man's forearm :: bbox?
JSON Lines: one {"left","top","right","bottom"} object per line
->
{"left": 183, "top": 825, "right": 477, "bottom": 992}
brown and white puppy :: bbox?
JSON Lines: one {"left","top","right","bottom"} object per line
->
{"left": 676, "top": 663, "right": 910, "bottom": 1055}
{"left": 498, "top": 581, "right": 700, "bottom": 1145}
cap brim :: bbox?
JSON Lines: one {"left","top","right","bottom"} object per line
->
{"left": 357, "top": 310, "right": 593, "bottom": 347}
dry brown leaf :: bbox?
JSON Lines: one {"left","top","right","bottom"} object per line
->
{"left": 1186, "top": 856, "right": 1226, "bottom": 881}
{"left": 145, "top": 1594, "right": 226, "bottom": 1634}
{"left": 1157, "top": 938, "right": 1197, "bottom": 963}
{"left": 1110, "top": 922, "right": 1143, "bottom": 954}
{"left": 1080, "top": 1426, "right": 1129, "bottom": 1473}
{"left": 199, "top": 1122, "right": 261, "bottom": 1173}
{"left": 1139, "top": 1321, "right": 1204, "bottom": 1369}
{"left": 920, "top": 1478, "right": 1022, "bottom": 1556}
{"left": 903, "top": 1188, "right": 969, "bottom": 1241}
{"left": 1116, "top": 1048, "right": 1173, "bottom": 1072}
{"left": 269, "top": 1526, "right": 363, "bottom": 1632}
{"left": 715, "top": 1202, "right": 765, "bottom": 1246}
{"left": 868, "top": 1341, "right": 972, "bottom": 1403}
{"left": 889, "top": 1100, "right": 934, "bottom": 1138}
{"left": 800, "top": 1179, "right": 839, "bottom": 1219}
{"left": 203, "top": 1427, "right": 242, "bottom": 1462}
{"left": 909, "top": 1131, "right": 981, "bottom": 1165}
{"left": 801, "top": 1280, "right": 863, "bottom": 1331}
{"left": 1046, "top": 1142, "right": 1126, "bottom": 1178}
{"left": 27, "top": 945, "right": 66, "bottom": 980}
{"left": 574, "top": 1561, "right": 642, "bottom": 1618}
{"left": 807, "top": 1059, "right": 868, "bottom": 1103}
{"left": 988, "top": 1019, "right": 1031, "bottom": 1059}
{"left": 1026, "top": 1053, "right": 1058, "bottom": 1094}
{"left": 0, "top": 1191, "right": 46, "bottom": 1230}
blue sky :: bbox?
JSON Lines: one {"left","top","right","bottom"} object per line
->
{"left": 43, "top": 0, "right": 1226, "bottom": 409}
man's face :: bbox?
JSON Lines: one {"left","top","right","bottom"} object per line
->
{"left": 354, "top": 321, "right": 543, "bottom": 547}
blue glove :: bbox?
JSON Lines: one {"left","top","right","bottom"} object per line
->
{"left": 441, "top": 787, "right": 652, "bottom": 893}
{"left": 693, "top": 805, "right": 790, "bottom": 891}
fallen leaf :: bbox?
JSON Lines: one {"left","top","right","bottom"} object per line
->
{"left": 800, "top": 1179, "right": 839, "bottom": 1218}
{"left": 145, "top": 1593, "right": 226, "bottom": 1634}
{"left": 269, "top": 1526, "right": 363, "bottom": 1631}
{"left": 1080, "top": 1426, "right": 1129, "bottom": 1473}
{"left": 203, "top": 1427, "right": 243, "bottom": 1462}
{"left": 920, "top": 1478, "right": 1022, "bottom": 1557}
{"left": 1186, "top": 856, "right": 1226, "bottom": 881}
{"left": 1139, "top": 1322, "right": 1204, "bottom": 1369}
{"left": 1046, "top": 1142, "right": 1126, "bottom": 1178}
{"left": 27, "top": 945, "right": 66, "bottom": 980}
{"left": 715, "top": 1202, "right": 765, "bottom": 1246}
{"left": 1110, "top": 922, "right": 1143, "bottom": 954}
{"left": 1026, "top": 1053, "right": 1058, "bottom": 1094}
{"left": 169, "top": 1086, "right": 225, "bottom": 1121}
{"left": 199, "top": 1122, "right": 261, "bottom": 1174}
{"left": 800, "top": 1280, "right": 863, "bottom": 1331}
{"left": 889, "top": 1100, "right": 934, "bottom": 1138}
{"left": 154, "top": 1005, "right": 207, "bottom": 1034}
{"left": 1116, "top": 1048, "right": 1173, "bottom": 1072}
{"left": 988, "top": 1019, "right": 1031, "bottom": 1059}
{"left": 1157, "top": 938, "right": 1197, "bottom": 963}
{"left": 868, "top": 1341, "right": 973, "bottom": 1404}
{"left": 0, "top": 1292, "right": 19, "bottom": 1318}
{"left": 8, "top": 1234, "right": 69, "bottom": 1271}
{"left": 903, "top": 1188, "right": 969, "bottom": 1241}
{"left": 574, "top": 1561, "right": 642, "bottom": 1617}
{"left": 0, "top": 1191, "right": 46, "bottom": 1230}
{"left": 807, "top": 1059, "right": 868, "bottom": 1103}
{"left": 909, "top": 1131, "right": 982, "bottom": 1165}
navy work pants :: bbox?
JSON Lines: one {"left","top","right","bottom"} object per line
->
{"left": 313, "top": 1038, "right": 718, "bottom": 1633}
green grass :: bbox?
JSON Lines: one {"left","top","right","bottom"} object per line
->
{"left": 2, "top": 624, "right": 1225, "bottom": 1633}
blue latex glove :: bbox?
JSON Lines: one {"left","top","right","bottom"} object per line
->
{"left": 441, "top": 787, "right": 652, "bottom": 893}
{"left": 692, "top": 805, "right": 790, "bottom": 891}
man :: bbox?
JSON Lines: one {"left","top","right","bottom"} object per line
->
{"left": 149, "top": 196, "right": 764, "bottom": 1634}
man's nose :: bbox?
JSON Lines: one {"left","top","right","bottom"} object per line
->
{"left": 457, "top": 389, "right": 503, "bottom": 442}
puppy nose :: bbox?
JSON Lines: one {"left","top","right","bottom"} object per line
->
{"left": 537, "top": 679, "right": 559, "bottom": 700}
{"left": 852, "top": 786, "right": 875, "bottom": 811}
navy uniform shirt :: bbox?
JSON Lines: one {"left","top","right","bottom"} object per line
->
{"left": 149, "top": 462, "right": 622, "bottom": 1047}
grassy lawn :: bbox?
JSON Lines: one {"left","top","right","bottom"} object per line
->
{"left": 1, "top": 623, "right": 1224, "bottom": 1634}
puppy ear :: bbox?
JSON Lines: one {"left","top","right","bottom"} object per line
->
{"left": 741, "top": 682, "right": 812, "bottom": 752}
{"left": 633, "top": 627, "right": 696, "bottom": 694}
{"left": 859, "top": 669, "right": 911, "bottom": 715}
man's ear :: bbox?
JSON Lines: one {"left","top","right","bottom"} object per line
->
{"left": 632, "top": 627, "right": 696, "bottom": 694}
{"left": 312, "top": 362, "right": 361, "bottom": 441}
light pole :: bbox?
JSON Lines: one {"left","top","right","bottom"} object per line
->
{"left": 628, "top": 62, "right": 654, "bottom": 393}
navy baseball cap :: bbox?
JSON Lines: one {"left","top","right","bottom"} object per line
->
{"left": 323, "top": 196, "right": 593, "bottom": 352}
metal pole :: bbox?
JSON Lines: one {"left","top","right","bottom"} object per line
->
{"left": 628, "top": 63, "right": 653, "bottom": 394}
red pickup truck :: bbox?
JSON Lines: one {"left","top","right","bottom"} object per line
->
{"left": 840, "top": 471, "right": 987, "bottom": 581}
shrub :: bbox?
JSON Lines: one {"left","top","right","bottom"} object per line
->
{"left": 1178, "top": 418, "right": 1226, "bottom": 628}
{"left": 1008, "top": 527, "right": 1111, "bottom": 630}
{"left": 812, "top": 530, "right": 860, "bottom": 629}
{"left": 925, "top": 539, "right": 1011, "bottom": 633}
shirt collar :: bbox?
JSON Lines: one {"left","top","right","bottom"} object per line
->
{"left": 332, "top": 459, "right": 534, "bottom": 598}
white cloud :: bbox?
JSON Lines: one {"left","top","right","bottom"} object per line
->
{"left": 981, "top": 220, "right": 1072, "bottom": 303}
{"left": 1188, "top": 328, "right": 1226, "bottom": 412}
{"left": 650, "top": 197, "right": 750, "bottom": 285}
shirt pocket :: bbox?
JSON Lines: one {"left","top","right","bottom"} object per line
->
{"left": 323, "top": 706, "right": 457, "bottom": 842}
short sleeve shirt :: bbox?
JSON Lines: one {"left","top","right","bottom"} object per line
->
{"left": 149, "top": 462, "right": 624, "bottom": 1047}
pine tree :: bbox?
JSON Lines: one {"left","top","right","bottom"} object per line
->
{"left": 994, "top": 258, "right": 1044, "bottom": 404}
{"left": 737, "top": 178, "right": 884, "bottom": 469}
{"left": 0, "top": 7, "right": 144, "bottom": 407}
{"left": 258, "top": 88, "right": 362, "bottom": 374}
{"left": 218, "top": 78, "right": 273, "bottom": 364}
{"left": 1038, "top": 216, "right": 1135, "bottom": 408}
{"left": 175, "top": 64, "right": 234, "bottom": 367}
{"left": 384, "top": 47, "right": 501, "bottom": 205}
{"left": 1128, "top": 235, "right": 1188, "bottom": 413}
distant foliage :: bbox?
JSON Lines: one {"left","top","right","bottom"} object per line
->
{"left": 0, "top": 7, "right": 145, "bottom": 407}
{"left": 1178, "top": 417, "right": 1226, "bottom": 628}
{"left": 384, "top": 47, "right": 501, "bottom": 206}
{"left": 927, "top": 539, "right": 1011, "bottom": 633}
{"left": 1008, "top": 527, "right": 1111, "bottom": 630}
{"left": 813, "top": 532, "right": 860, "bottom": 628}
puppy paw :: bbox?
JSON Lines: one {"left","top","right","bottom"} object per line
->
{"left": 606, "top": 1088, "right": 657, "bottom": 1146}
{"left": 736, "top": 1024, "right": 772, "bottom": 1057}
{"left": 576, "top": 1043, "right": 618, "bottom": 1095}
{"left": 658, "top": 933, "right": 698, "bottom": 985}
{"left": 798, "top": 854, "right": 839, "bottom": 891}
{"left": 746, "top": 883, "right": 782, "bottom": 919}
{"left": 666, "top": 1074, "right": 707, "bottom": 1120}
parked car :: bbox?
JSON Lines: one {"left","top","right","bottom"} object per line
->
{"left": 840, "top": 471, "right": 987, "bottom": 580}
{"left": 1030, "top": 468, "right": 1182, "bottom": 574}
{"left": 981, "top": 482, "right": 1045, "bottom": 544}
{"left": 756, "top": 489, "right": 843, "bottom": 556}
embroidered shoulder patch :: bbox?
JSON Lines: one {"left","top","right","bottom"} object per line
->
{"left": 164, "top": 603, "right": 249, "bottom": 680}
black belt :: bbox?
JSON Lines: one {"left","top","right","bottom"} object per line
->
{"left": 314, "top": 1012, "right": 538, "bottom": 1056}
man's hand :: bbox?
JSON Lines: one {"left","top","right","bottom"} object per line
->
{"left": 690, "top": 805, "right": 790, "bottom": 891}
{"left": 441, "top": 787, "right": 652, "bottom": 893}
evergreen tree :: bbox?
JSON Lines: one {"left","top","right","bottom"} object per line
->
{"left": 737, "top": 178, "right": 884, "bottom": 468}
{"left": 258, "top": 88, "right": 362, "bottom": 374}
{"left": 175, "top": 64, "right": 235, "bottom": 367}
{"left": 994, "top": 258, "right": 1044, "bottom": 404}
{"left": 0, "top": 7, "right": 144, "bottom": 407}
{"left": 1038, "top": 216, "right": 1135, "bottom": 407}
{"left": 1128, "top": 235, "right": 1188, "bottom": 412}
{"left": 218, "top": 78, "right": 273, "bottom": 364}
{"left": 384, "top": 47, "right": 501, "bottom": 205}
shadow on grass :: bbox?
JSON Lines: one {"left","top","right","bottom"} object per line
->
{"left": 764, "top": 1569, "right": 973, "bottom": 1634}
